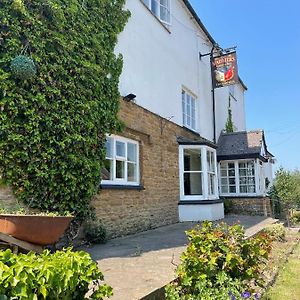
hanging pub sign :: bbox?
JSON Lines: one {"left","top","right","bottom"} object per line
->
{"left": 211, "top": 52, "right": 238, "bottom": 89}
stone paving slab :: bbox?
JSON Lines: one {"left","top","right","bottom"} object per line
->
{"left": 85, "top": 215, "right": 278, "bottom": 300}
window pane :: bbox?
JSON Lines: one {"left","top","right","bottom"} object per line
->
{"left": 182, "top": 92, "right": 186, "bottom": 114}
{"left": 239, "top": 169, "right": 246, "bottom": 176}
{"left": 229, "top": 169, "right": 235, "bottom": 177}
{"left": 102, "top": 159, "right": 113, "bottom": 180}
{"left": 116, "top": 141, "right": 125, "bottom": 157}
{"left": 160, "top": 6, "right": 169, "bottom": 23}
{"left": 207, "top": 151, "right": 215, "bottom": 172}
{"left": 191, "top": 118, "right": 195, "bottom": 130}
{"left": 229, "top": 186, "right": 236, "bottom": 193}
{"left": 229, "top": 178, "right": 236, "bottom": 185}
{"left": 127, "top": 162, "right": 137, "bottom": 182}
{"left": 240, "top": 185, "right": 247, "bottom": 193}
{"left": 228, "top": 163, "right": 235, "bottom": 169}
{"left": 184, "top": 173, "right": 202, "bottom": 195}
{"left": 221, "top": 185, "right": 229, "bottom": 193}
{"left": 239, "top": 163, "right": 246, "bottom": 169}
{"left": 221, "top": 169, "right": 227, "bottom": 176}
{"left": 221, "top": 178, "right": 228, "bottom": 185}
{"left": 116, "top": 160, "right": 125, "bottom": 179}
{"left": 127, "top": 143, "right": 137, "bottom": 162}
{"left": 105, "top": 138, "right": 112, "bottom": 158}
{"left": 184, "top": 149, "right": 201, "bottom": 171}
{"left": 151, "top": 0, "right": 159, "bottom": 16}
{"left": 248, "top": 185, "right": 256, "bottom": 193}
{"left": 209, "top": 174, "right": 215, "bottom": 195}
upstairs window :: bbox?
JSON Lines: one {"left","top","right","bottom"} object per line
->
{"left": 102, "top": 136, "right": 139, "bottom": 185}
{"left": 182, "top": 90, "right": 197, "bottom": 131}
{"left": 143, "top": 0, "right": 171, "bottom": 24}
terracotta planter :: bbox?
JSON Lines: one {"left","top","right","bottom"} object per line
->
{"left": 0, "top": 214, "right": 73, "bottom": 245}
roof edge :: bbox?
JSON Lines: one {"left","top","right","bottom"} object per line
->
{"left": 181, "top": 0, "right": 247, "bottom": 91}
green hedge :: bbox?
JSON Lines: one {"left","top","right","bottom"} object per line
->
{"left": 166, "top": 222, "right": 272, "bottom": 300}
{"left": 0, "top": 248, "right": 112, "bottom": 299}
{"left": 0, "top": 0, "right": 129, "bottom": 219}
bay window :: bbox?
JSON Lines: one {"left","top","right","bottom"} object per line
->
{"left": 102, "top": 136, "right": 139, "bottom": 185}
{"left": 219, "top": 160, "right": 257, "bottom": 195}
{"left": 180, "top": 146, "right": 217, "bottom": 200}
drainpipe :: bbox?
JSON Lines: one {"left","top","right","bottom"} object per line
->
{"left": 200, "top": 45, "right": 218, "bottom": 144}
{"left": 210, "top": 46, "right": 217, "bottom": 144}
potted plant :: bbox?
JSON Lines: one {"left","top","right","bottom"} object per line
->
{"left": 0, "top": 205, "right": 73, "bottom": 245}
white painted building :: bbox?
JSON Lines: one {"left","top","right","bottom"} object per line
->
{"left": 107, "top": 0, "right": 275, "bottom": 222}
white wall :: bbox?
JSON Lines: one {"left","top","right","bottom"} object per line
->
{"left": 115, "top": 0, "right": 217, "bottom": 141}
{"left": 215, "top": 83, "right": 246, "bottom": 140}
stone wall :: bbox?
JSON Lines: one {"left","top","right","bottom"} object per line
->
{"left": 224, "top": 197, "right": 272, "bottom": 217}
{"left": 0, "top": 185, "right": 18, "bottom": 209}
{"left": 92, "top": 100, "right": 202, "bottom": 238}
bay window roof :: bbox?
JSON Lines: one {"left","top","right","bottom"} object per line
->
{"left": 217, "top": 130, "right": 273, "bottom": 162}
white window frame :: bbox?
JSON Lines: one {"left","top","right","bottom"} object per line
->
{"left": 102, "top": 135, "right": 140, "bottom": 186}
{"left": 207, "top": 150, "right": 217, "bottom": 196}
{"left": 142, "top": 0, "right": 171, "bottom": 25}
{"left": 218, "top": 159, "right": 259, "bottom": 196}
{"left": 220, "top": 162, "right": 237, "bottom": 194}
{"left": 179, "top": 145, "right": 218, "bottom": 201}
{"left": 182, "top": 89, "right": 197, "bottom": 132}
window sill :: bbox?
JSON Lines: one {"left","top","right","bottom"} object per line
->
{"left": 182, "top": 125, "right": 199, "bottom": 135}
{"left": 220, "top": 194, "right": 264, "bottom": 199}
{"left": 100, "top": 184, "right": 145, "bottom": 190}
{"left": 179, "top": 200, "right": 223, "bottom": 205}
{"left": 139, "top": 1, "right": 171, "bottom": 34}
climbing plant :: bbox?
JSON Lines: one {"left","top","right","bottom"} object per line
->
{"left": 225, "top": 96, "right": 234, "bottom": 133}
{"left": 0, "top": 0, "right": 130, "bottom": 219}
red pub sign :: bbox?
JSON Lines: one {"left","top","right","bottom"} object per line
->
{"left": 211, "top": 52, "right": 238, "bottom": 89}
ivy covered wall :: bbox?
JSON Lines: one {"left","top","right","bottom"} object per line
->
{"left": 0, "top": 0, "right": 129, "bottom": 218}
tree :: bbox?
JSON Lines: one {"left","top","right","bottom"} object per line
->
{"left": 270, "top": 167, "right": 300, "bottom": 226}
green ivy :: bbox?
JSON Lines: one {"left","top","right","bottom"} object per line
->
{"left": 225, "top": 96, "right": 234, "bottom": 133}
{"left": 0, "top": 0, "right": 129, "bottom": 219}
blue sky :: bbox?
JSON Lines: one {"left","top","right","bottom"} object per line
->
{"left": 190, "top": 0, "right": 300, "bottom": 171}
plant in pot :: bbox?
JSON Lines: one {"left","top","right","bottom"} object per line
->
{"left": 0, "top": 202, "right": 73, "bottom": 246}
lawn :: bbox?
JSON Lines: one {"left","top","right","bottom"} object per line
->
{"left": 263, "top": 232, "right": 300, "bottom": 300}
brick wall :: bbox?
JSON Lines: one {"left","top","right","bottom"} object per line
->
{"left": 224, "top": 197, "right": 272, "bottom": 217}
{"left": 92, "top": 100, "right": 203, "bottom": 238}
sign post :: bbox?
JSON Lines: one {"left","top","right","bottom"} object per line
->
{"left": 200, "top": 47, "right": 238, "bottom": 143}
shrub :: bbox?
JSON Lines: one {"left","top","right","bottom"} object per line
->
{"left": 0, "top": 248, "right": 112, "bottom": 299}
{"left": 263, "top": 223, "right": 286, "bottom": 242}
{"left": 165, "top": 222, "right": 272, "bottom": 300}
{"left": 84, "top": 219, "right": 107, "bottom": 244}
{"left": 291, "top": 211, "right": 300, "bottom": 225}
{"left": 224, "top": 198, "right": 234, "bottom": 214}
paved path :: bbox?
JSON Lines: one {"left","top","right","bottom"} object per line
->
{"left": 85, "top": 215, "right": 277, "bottom": 300}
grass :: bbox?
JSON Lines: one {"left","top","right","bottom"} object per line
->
{"left": 263, "top": 234, "right": 300, "bottom": 300}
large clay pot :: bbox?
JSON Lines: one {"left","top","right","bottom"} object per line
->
{"left": 0, "top": 214, "right": 73, "bottom": 245}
